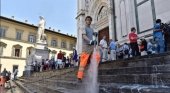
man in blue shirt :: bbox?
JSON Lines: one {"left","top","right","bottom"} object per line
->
{"left": 109, "top": 39, "right": 117, "bottom": 60}
{"left": 153, "top": 19, "right": 165, "bottom": 53}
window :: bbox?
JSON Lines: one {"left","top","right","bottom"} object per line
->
{"left": 0, "top": 47, "right": 3, "bottom": 56}
{"left": 0, "top": 42, "right": 7, "bottom": 56}
{"left": 69, "top": 43, "right": 74, "bottom": 50}
{"left": 119, "top": 0, "right": 128, "bottom": 37}
{"left": 0, "top": 27, "right": 6, "bottom": 37}
{"left": 15, "top": 49, "right": 20, "bottom": 57}
{"left": 16, "top": 31, "right": 22, "bottom": 40}
{"left": 135, "top": 0, "right": 155, "bottom": 33}
{"left": 26, "top": 47, "right": 33, "bottom": 57}
{"left": 12, "top": 44, "right": 22, "bottom": 57}
{"left": 97, "top": 6, "right": 108, "bottom": 21}
{"left": 138, "top": 1, "right": 153, "bottom": 32}
{"left": 51, "top": 40, "right": 57, "bottom": 47}
{"left": 61, "top": 41, "right": 67, "bottom": 49}
{"left": 13, "top": 65, "right": 18, "bottom": 73}
{"left": 28, "top": 35, "right": 36, "bottom": 43}
{"left": 0, "top": 64, "right": 1, "bottom": 73}
{"left": 154, "top": 0, "right": 170, "bottom": 22}
{"left": 51, "top": 50, "right": 57, "bottom": 60}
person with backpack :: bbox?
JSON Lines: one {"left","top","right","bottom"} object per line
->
{"left": 153, "top": 19, "right": 165, "bottom": 53}
{"left": 122, "top": 43, "right": 130, "bottom": 59}
{"left": 161, "top": 22, "right": 170, "bottom": 52}
{"left": 116, "top": 43, "right": 124, "bottom": 59}
{"left": 147, "top": 39, "right": 153, "bottom": 55}
{"left": 72, "top": 47, "right": 78, "bottom": 67}
{"left": 139, "top": 38, "right": 148, "bottom": 56}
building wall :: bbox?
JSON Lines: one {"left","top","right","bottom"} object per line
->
{"left": 0, "top": 16, "right": 76, "bottom": 77}
{"left": 1, "top": 19, "right": 36, "bottom": 41}
{"left": 154, "top": 0, "right": 170, "bottom": 22}
{"left": 0, "top": 58, "right": 26, "bottom": 77}
{"left": 76, "top": 0, "right": 114, "bottom": 54}
{"left": 77, "top": 0, "right": 170, "bottom": 53}
{"left": 1, "top": 39, "right": 34, "bottom": 58}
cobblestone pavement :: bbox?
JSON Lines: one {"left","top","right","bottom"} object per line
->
{"left": 0, "top": 81, "right": 24, "bottom": 93}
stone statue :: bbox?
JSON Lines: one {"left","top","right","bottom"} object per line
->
{"left": 37, "top": 16, "right": 47, "bottom": 43}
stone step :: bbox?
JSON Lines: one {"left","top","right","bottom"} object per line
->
{"left": 99, "top": 83, "right": 170, "bottom": 93}
{"left": 21, "top": 79, "right": 170, "bottom": 93}
{"left": 28, "top": 52, "right": 170, "bottom": 78}
{"left": 19, "top": 78, "right": 78, "bottom": 90}
{"left": 30, "top": 67, "right": 77, "bottom": 78}
{"left": 37, "top": 73, "right": 170, "bottom": 86}
{"left": 23, "top": 82, "right": 64, "bottom": 93}
{"left": 24, "top": 81, "right": 95, "bottom": 93}
{"left": 20, "top": 52, "right": 170, "bottom": 93}
{"left": 99, "top": 73, "right": 170, "bottom": 86}
{"left": 21, "top": 72, "right": 170, "bottom": 90}
{"left": 99, "top": 64, "right": 170, "bottom": 75}
{"left": 26, "top": 64, "right": 170, "bottom": 81}
{"left": 99, "top": 53, "right": 170, "bottom": 69}
{"left": 21, "top": 67, "right": 170, "bottom": 86}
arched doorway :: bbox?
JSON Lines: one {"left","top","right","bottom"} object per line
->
{"left": 95, "top": 5, "right": 110, "bottom": 43}
{"left": 98, "top": 27, "right": 110, "bottom": 43}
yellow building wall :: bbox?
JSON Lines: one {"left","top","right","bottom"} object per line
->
{"left": 1, "top": 19, "right": 37, "bottom": 41}
{"left": 48, "top": 47, "right": 73, "bottom": 60}
{"left": 1, "top": 39, "right": 34, "bottom": 58}
{"left": 46, "top": 32, "right": 76, "bottom": 49}
{"left": 0, "top": 58, "right": 26, "bottom": 77}
{"left": 0, "top": 17, "right": 76, "bottom": 77}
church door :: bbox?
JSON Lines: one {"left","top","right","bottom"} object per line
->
{"left": 98, "top": 27, "right": 110, "bottom": 44}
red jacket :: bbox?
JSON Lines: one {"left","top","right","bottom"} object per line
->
{"left": 57, "top": 53, "right": 63, "bottom": 59}
{"left": 129, "top": 32, "right": 138, "bottom": 43}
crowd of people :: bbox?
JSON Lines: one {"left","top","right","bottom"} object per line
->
{"left": 32, "top": 49, "right": 78, "bottom": 72}
{"left": 27, "top": 16, "right": 170, "bottom": 83}
{"left": 99, "top": 19, "right": 170, "bottom": 62}
{"left": 0, "top": 68, "right": 18, "bottom": 87}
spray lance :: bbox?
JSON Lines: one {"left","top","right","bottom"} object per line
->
{"left": 89, "top": 32, "right": 98, "bottom": 46}
{"left": 90, "top": 32, "right": 101, "bottom": 63}
{"left": 93, "top": 32, "right": 98, "bottom": 46}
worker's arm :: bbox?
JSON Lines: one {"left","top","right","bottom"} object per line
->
{"left": 153, "top": 24, "right": 162, "bottom": 32}
{"left": 82, "top": 34, "right": 90, "bottom": 43}
{"left": 154, "top": 29, "right": 162, "bottom": 32}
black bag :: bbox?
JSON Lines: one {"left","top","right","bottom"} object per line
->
{"left": 124, "top": 49, "right": 129, "bottom": 55}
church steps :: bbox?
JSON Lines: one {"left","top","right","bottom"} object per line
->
{"left": 99, "top": 83, "right": 170, "bottom": 93}
{"left": 19, "top": 52, "right": 170, "bottom": 93}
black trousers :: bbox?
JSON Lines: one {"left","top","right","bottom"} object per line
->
{"left": 130, "top": 42, "right": 140, "bottom": 56}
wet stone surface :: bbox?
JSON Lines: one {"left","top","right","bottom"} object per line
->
{"left": 0, "top": 85, "right": 24, "bottom": 93}
{"left": 0, "top": 81, "right": 25, "bottom": 93}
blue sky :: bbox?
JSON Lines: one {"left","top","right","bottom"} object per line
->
{"left": 1, "top": 0, "right": 77, "bottom": 36}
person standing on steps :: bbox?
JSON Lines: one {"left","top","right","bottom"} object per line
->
{"left": 72, "top": 47, "right": 78, "bottom": 67}
{"left": 153, "top": 19, "right": 165, "bottom": 53}
{"left": 129, "top": 27, "right": 140, "bottom": 57}
{"left": 109, "top": 39, "right": 117, "bottom": 61}
{"left": 99, "top": 36, "right": 108, "bottom": 62}
{"left": 77, "top": 16, "right": 100, "bottom": 82}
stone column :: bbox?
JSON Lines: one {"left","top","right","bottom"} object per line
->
{"left": 76, "top": 0, "right": 86, "bottom": 55}
{"left": 108, "top": 0, "right": 116, "bottom": 41}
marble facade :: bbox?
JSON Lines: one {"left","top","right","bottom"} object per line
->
{"left": 76, "top": 0, "right": 170, "bottom": 54}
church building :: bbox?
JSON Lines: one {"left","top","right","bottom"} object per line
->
{"left": 76, "top": 0, "right": 170, "bottom": 54}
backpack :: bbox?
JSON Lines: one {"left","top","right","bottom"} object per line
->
{"left": 123, "top": 45, "right": 129, "bottom": 55}
{"left": 124, "top": 49, "right": 129, "bottom": 55}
